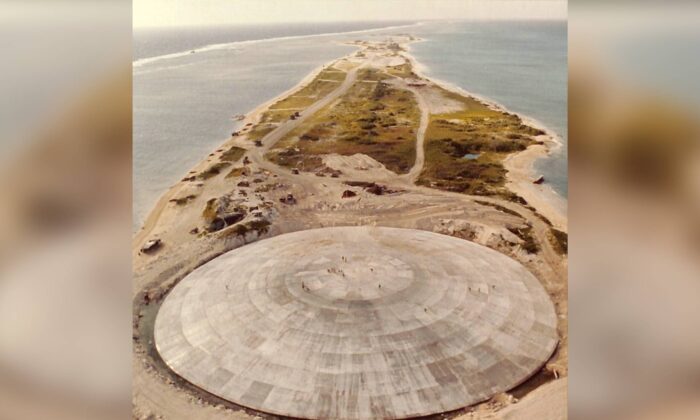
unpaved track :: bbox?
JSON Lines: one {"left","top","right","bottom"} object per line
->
{"left": 255, "top": 67, "right": 358, "bottom": 158}
{"left": 403, "top": 86, "right": 429, "bottom": 183}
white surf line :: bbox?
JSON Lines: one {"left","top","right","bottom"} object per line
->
{"left": 133, "top": 22, "right": 424, "bottom": 68}
{"left": 404, "top": 42, "right": 564, "bottom": 149}
{"left": 401, "top": 41, "right": 567, "bottom": 225}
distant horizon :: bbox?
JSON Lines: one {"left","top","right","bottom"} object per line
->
{"left": 134, "top": 17, "right": 567, "bottom": 31}
{"left": 134, "top": 0, "right": 567, "bottom": 28}
{"left": 133, "top": 20, "right": 418, "bottom": 31}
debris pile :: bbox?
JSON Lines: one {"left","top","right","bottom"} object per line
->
{"left": 343, "top": 181, "right": 397, "bottom": 195}
{"left": 279, "top": 194, "right": 297, "bottom": 205}
{"left": 140, "top": 239, "right": 162, "bottom": 254}
{"left": 201, "top": 191, "right": 277, "bottom": 234}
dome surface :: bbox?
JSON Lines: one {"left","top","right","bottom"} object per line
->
{"left": 155, "top": 226, "right": 558, "bottom": 419}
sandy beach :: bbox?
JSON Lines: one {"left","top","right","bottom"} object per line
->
{"left": 136, "top": 36, "right": 568, "bottom": 241}
{"left": 404, "top": 42, "right": 567, "bottom": 229}
{"left": 504, "top": 142, "right": 567, "bottom": 229}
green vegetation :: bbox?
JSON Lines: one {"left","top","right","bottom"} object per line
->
{"left": 259, "top": 109, "right": 293, "bottom": 124}
{"left": 356, "top": 68, "right": 390, "bottom": 82}
{"left": 245, "top": 66, "right": 349, "bottom": 145}
{"left": 267, "top": 67, "right": 347, "bottom": 114}
{"left": 385, "top": 62, "right": 417, "bottom": 79}
{"left": 245, "top": 124, "right": 276, "bottom": 142}
{"left": 548, "top": 228, "right": 568, "bottom": 255}
{"left": 417, "top": 87, "right": 544, "bottom": 197}
{"left": 197, "top": 162, "right": 231, "bottom": 180}
{"left": 266, "top": 68, "right": 420, "bottom": 174}
{"left": 317, "top": 69, "right": 346, "bottom": 82}
{"left": 220, "top": 146, "right": 245, "bottom": 162}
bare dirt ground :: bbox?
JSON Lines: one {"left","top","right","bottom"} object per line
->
{"left": 133, "top": 36, "right": 568, "bottom": 420}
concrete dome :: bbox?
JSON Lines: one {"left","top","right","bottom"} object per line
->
{"left": 155, "top": 227, "right": 557, "bottom": 419}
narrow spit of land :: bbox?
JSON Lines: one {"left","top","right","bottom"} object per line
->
{"left": 133, "top": 35, "right": 568, "bottom": 420}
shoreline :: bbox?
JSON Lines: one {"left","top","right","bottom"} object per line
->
{"left": 133, "top": 35, "right": 568, "bottom": 418}
{"left": 133, "top": 22, "right": 423, "bottom": 68}
{"left": 133, "top": 47, "right": 363, "bottom": 240}
{"left": 136, "top": 36, "right": 567, "bottom": 238}
{"left": 404, "top": 43, "right": 567, "bottom": 230}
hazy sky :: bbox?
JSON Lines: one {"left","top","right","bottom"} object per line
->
{"left": 134, "top": 0, "right": 567, "bottom": 28}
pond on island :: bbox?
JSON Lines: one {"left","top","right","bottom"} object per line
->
{"left": 463, "top": 153, "right": 481, "bottom": 160}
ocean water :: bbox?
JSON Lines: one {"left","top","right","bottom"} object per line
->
{"left": 409, "top": 21, "right": 568, "bottom": 198}
{"left": 133, "top": 21, "right": 567, "bottom": 230}
{"left": 134, "top": 22, "right": 413, "bottom": 61}
{"left": 134, "top": 23, "right": 416, "bottom": 229}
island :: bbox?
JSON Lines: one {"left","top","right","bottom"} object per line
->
{"left": 133, "top": 35, "right": 568, "bottom": 420}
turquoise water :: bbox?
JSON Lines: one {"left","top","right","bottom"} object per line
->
{"left": 133, "top": 21, "right": 567, "bottom": 229}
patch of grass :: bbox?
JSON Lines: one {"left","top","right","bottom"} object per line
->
{"left": 247, "top": 67, "right": 348, "bottom": 136}
{"left": 265, "top": 149, "right": 325, "bottom": 172}
{"left": 196, "top": 162, "right": 231, "bottom": 180}
{"left": 385, "top": 62, "right": 417, "bottom": 79}
{"left": 357, "top": 68, "right": 390, "bottom": 82}
{"left": 418, "top": 88, "right": 543, "bottom": 198}
{"left": 317, "top": 68, "right": 346, "bottom": 82}
{"left": 548, "top": 228, "right": 568, "bottom": 255}
{"left": 266, "top": 69, "right": 420, "bottom": 174}
{"left": 246, "top": 124, "right": 276, "bottom": 142}
{"left": 417, "top": 143, "right": 508, "bottom": 194}
{"left": 268, "top": 70, "right": 345, "bottom": 111}
{"left": 220, "top": 146, "right": 245, "bottom": 162}
{"left": 259, "top": 110, "right": 292, "bottom": 124}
